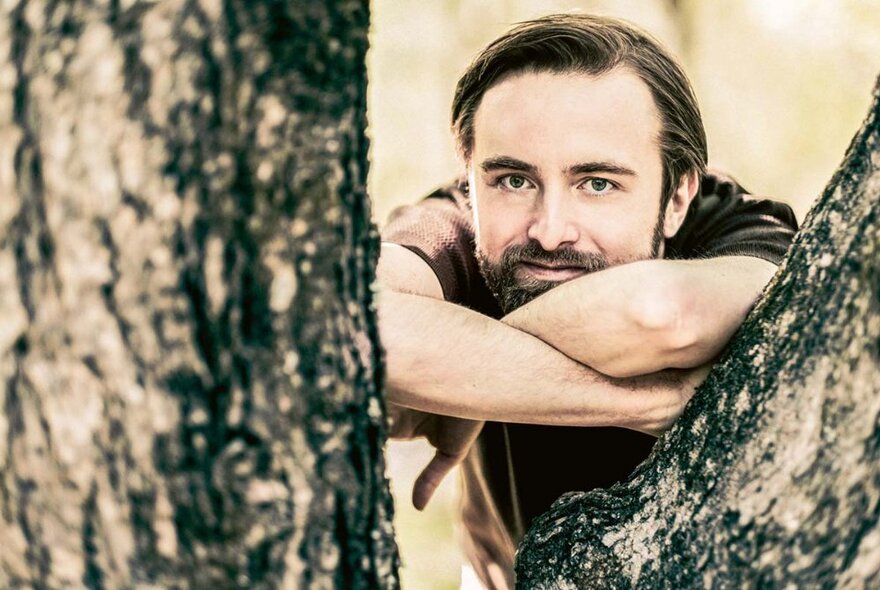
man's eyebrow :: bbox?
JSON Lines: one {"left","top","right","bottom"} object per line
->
{"left": 567, "top": 161, "right": 638, "bottom": 177}
{"left": 479, "top": 156, "right": 538, "bottom": 175}
{"left": 480, "top": 157, "right": 638, "bottom": 178}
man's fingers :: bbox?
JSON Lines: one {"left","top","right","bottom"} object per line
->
{"left": 412, "top": 451, "right": 461, "bottom": 511}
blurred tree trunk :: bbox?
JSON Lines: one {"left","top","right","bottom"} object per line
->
{"left": 517, "top": 75, "right": 880, "bottom": 588}
{"left": 0, "top": 1, "right": 399, "bottom": 588}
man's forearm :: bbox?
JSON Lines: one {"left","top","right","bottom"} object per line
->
{"left": 380, "top": 290, "right": 707, "bottom": 436}
{"left": 502, "top": 256, "right": 776, "bottom": 378}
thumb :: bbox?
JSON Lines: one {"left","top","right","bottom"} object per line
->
{"left": 412, "top": 450, "right": 460, "bottom": 511}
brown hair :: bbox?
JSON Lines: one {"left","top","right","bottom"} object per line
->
{"left": 451, "top": 13, "right": 707, "bottom": 207}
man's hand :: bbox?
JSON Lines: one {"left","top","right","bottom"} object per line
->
{"left": 626, "top": 362, "right": 713, "bottom": 436}
{"left": 388, "top": 404, "right": 484, "bottom": 510}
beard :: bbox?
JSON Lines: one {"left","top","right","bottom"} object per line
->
{"left": 478, "top": 215, "right": 665, "bottom": 314}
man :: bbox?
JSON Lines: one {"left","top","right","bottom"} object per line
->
{"left": 377, "top": 14, "right": 797, "bottom": 589}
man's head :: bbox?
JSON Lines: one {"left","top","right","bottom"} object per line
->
{"left": 451, "top": 14, "right": 708, "bottom": 312}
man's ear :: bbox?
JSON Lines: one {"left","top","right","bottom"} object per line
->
{"left": 663, "top": 170, "right": 700, "bottom": 239}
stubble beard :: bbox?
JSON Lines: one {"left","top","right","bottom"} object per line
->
{"left": 478, "top": 215, "right": 666, "bottom": 314}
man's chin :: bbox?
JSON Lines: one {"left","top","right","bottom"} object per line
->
{"left": 495, "top": 279, "right": 561, "bottom": 314}
{"left": 483, "top": 266, "right": 589, "bottom": 314}
{"left": 477, "top": 247, "right": 600, "bottom": 313}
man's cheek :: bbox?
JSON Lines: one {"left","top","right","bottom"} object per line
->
{"left": 477, "top": 242, "right": 504, "bottom": 267}
{"left": 482, "top": 213, "right": 527, "bottom": 250}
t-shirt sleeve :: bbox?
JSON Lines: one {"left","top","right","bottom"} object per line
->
{"left": 665, "top": 170, "right": 799, "bottom": 264}
{"left": 380, "top": 182, "right": 484, "bottom": 305}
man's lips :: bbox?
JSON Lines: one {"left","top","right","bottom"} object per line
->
{"left": 516, "top": 261, "right": 587, "bottom": 281}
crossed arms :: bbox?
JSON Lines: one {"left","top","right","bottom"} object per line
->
{"left": 378, "top": 242, "right": 777, "bottom": 506}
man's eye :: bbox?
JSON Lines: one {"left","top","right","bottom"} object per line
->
{"left": 499, "top": 175, "right": 532, "bottom": 190}
{"left": 582, "top": 178, "right": 614, "bottom": 194}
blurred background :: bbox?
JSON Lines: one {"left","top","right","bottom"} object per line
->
{"left": 367, "top": 1, "right": 880, "bottom": 588}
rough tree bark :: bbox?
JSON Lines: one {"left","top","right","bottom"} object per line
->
{"left": 517, "top": 75, "right": 880, "bottom": 588}
{"left": 0, "top": 1, "right": 399, "bottom": 588}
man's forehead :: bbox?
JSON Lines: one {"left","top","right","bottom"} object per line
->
{"left": 470, "top": 68, "right": 662, "bottom": 168}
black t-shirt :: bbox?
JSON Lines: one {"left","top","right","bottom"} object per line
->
{"left": 381, "top": 171, "right": 798, "bottom": 581}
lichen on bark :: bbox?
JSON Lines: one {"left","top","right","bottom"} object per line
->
{"left": 0, "top": 0, "right": 398, "bottom": 588}
{"left": 516, "top": 74, "right": 880, "bottom": 589}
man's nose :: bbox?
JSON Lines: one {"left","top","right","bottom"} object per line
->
{"left": 526, "top": 192, "right": 579, "bottom": 251}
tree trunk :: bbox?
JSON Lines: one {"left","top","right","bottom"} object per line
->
{"left": 517, "top": 74, "right": 880, "bottom": 588}
{"left": 0, "top": 1, "right": 399, "bottom": 588}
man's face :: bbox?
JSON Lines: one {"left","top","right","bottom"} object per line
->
{"left": 468, "top": 68, "right": 668, "bottom": 313}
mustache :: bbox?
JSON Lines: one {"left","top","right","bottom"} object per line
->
{"left": 500, "top": 241, "right": 608, "bottom": 272}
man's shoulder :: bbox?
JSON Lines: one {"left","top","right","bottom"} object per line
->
{"left": 698, "top": 169, "right": 748, "bottom": 198}
{"left": 381, "top": 178, "right": 500, "bottom": 313}
{"left": 668, "top": 169, "right": 799, "bottom": 263}
{"left": 384, "top": 178, "right": 470, "bottom": 225}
